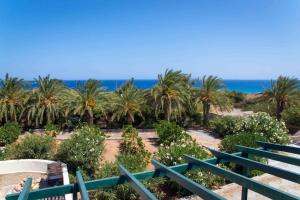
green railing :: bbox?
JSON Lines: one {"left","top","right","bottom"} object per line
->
{"left": 6, "top": 141, "right": 300, "bottom": 200}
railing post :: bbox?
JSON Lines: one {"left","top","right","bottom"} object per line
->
{"left": 17, "top": 177, "right": 32, "bottom": 200}
{"left": 72, "top": 185, "right": 78, "bottom": 200}
{"left": 241, "top": 152, "right": 249, "bottom": 200}
{"left": 76, "top": 170, "right": 90, "bottom": 200}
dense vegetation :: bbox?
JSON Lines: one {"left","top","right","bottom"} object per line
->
{"left": 0, "top": 70, "right": 233, "bottom": 129}
{"left": 0, "top": 72, "right": 298, "bottom": 199}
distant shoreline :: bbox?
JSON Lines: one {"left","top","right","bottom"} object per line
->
{"left": 23, "top": 79, "right": 271, "bottom": 94}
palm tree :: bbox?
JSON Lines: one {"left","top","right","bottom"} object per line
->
{"left": 151, "top": 69, "right": 191, "bottom": 121}
{"left": 63, "top": 79, "right": 107, "bottom": 125}
{"left": 27, "top": 75, "right": 64, "bottom": 126}
{"left": 0, "top": 74, "right": 27, "bottom": 123}
{"left": 198, "top": 75, "right": 231, "bottom": 126}
{"left": 263, "top": 76, "right": 299, "bottom": 120}
{"left": 111, "top": 79, "right": 146, "bottom": 124}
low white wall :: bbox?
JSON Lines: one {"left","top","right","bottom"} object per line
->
{"left": 0, "top": 159, "right": 71, "bottom": 200}
{"left": 0, "top": 159, "right": 55, "bottom": 174}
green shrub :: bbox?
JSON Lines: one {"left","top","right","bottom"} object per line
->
{"left": 4, "top": 134, "right": 54, "bottom": 159}
{"left": 226, "top": 91, "right": 246, "bottom": 106}
{"left": 241, "top": 101, "right": 275, "bottom": 115}
{"left": 282, "top": 105, "right": 300, "bottom": 131}
{"left": 219, "top": 132, "right": 268, "bottom": 153}
{"left": 55, "top": 125, "right": 105, "bottom": 176}
{"left": 0, "top": 147, "right": 5, "bottom": 160}
{"left": 154, "top": 120, "right": 190, "bottom": 146}
{"left": 94, "top": 158, "right": 162, "bottom": 200}
{"left": 45, "top": 123, "right": 60, "bottom": 137}
{"left": 120, "top": 125, "right": 147, "bottom": 155}
{"left": 209, "top": 116, "right": 241, "bottom": 137}
{"left": 118, "top": 125, "right": 151, "bottom": 169}
{"left": 117, "top": 154, "right": 149, "bottom": 172}
{"left": 0, "top": 122, "right": 22, "bottom": 146}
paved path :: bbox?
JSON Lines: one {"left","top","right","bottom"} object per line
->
{"left": 186, "top": 130, "right": 221, "bottom": 149}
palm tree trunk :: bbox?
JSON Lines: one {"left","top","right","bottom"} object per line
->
{"left": 203, "top": 102, "right": 210, "bottom": 126}
{"left": 85, "top": 111, "right": 93, "bottom": 126}
{"left": 89, "top": 114, "right": 94, "bottom": 125}
{"left": 127, "top": 115, "right": 133, "bottom": 125}
{"left": 276, "top": 101, "right": 284, "bottom": 120}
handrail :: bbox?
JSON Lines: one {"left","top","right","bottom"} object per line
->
{"left": 236, "top": 145, "right": 300, "bottom": 166}
{"left": 257, "top": 141, "right": 300, "bottom": 154}
{"left": 152, "top": 160, "right": 225, "bottom": 200}
{"left": 209, "top": 148, "right": 300, "bottom": 184}
{"left": 184, "top": 154, "right": 300, "bottom": 200}
{"left": 119, "top": 165, "right": 158, "bottom": 200}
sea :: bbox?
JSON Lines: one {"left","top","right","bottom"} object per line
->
{"left": 25, "top": 80, "right": 271, "bottom": 94}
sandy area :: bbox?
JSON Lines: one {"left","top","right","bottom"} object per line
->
{"left": 214, "top": 108, "right": 253, "bottom": 117}
{"left": 57, "top": 129, "right": 221, "bottom": 170}
{"left": 0, "top": 172, "right": 47, "bottom": 200}
{"left": 101, "top": 131, "right": 160, "bottom": 169}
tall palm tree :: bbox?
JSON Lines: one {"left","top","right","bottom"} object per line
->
{"left": 263, "top": 76, "right": 299, "bottom": 120}
{"left": 0, "top": 74, "right": 27, "bottom": 123}
{"left": 27, "top": 75, "right": 64, "bottom": 126}
{"left": 111, "top": 79, "right": 146, "bottom": 124}
{"left": 198, "top": 75, "right": 231, "bottom": 126}
{"left": 64, "top": 79, "right": 107, "bottom": 125}
{"left": 151, "top": 69, "right": 191, "bottom": 121}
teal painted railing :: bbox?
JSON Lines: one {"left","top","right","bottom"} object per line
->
{"left": 6, "top": 141, "right": 300, "bottom": 200}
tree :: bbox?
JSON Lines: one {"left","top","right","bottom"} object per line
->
{"left": 151, "top": 69, "right": 191, "bottom": 121}
{"left": 0, "top": 74, "right": 27, "bottom": 123}
{"left": 198, "top": 75, "right": 231, "bottom": 126}
{"left": 263, "top": 76, "right": 299, "bottom": 120}
{"left": 111, "top": 79, "right": 146, "bottom": 124}
{"left": 63, "top": 79, "right": 107, "bottom": 125}
{"left": 27, "top": 75, "right": 64, "bottom": 126}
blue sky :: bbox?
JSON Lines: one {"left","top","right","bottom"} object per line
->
{"left": 0, "top": 0, "right": 300, "bottom": 80}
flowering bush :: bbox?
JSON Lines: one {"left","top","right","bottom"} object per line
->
{"left": 55, "top": 125, "right": 105, "bottom": 176}
{"left": 154, "top": 135, "right": 209, "bottom": 166}
{"left": 0, "top": 122, "right": 22, "bottom": 146}
{"left": 213, "top": 112, "right": 290, "bottom": 144}
{"left": 155, "top": 120, "right": 191, "bottom": 146}
{"left": 154, "top": 135, "right": 226, "bottom": 196}
{"left": 4, "top": 134, "right": 54, "bottom": 159}
{"left": 236, "top": 112, "right": 290, "bottom": 144}
{"left": 209, "top": 116, "right": 241, "bottom": 137}
{"left": 219, "top": 112, "right": 290, "bottom": 152}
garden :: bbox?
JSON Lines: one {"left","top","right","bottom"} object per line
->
{"left": 0, "top": 72, "right": 299, "bottom": 199}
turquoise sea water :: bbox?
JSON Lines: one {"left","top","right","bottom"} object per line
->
{"left": 25, "top": 80, "right": 271, "bottom": 93}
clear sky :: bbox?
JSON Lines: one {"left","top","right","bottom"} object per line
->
{"left": 0, "top": 0, "right": 300, "bottom": 80}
